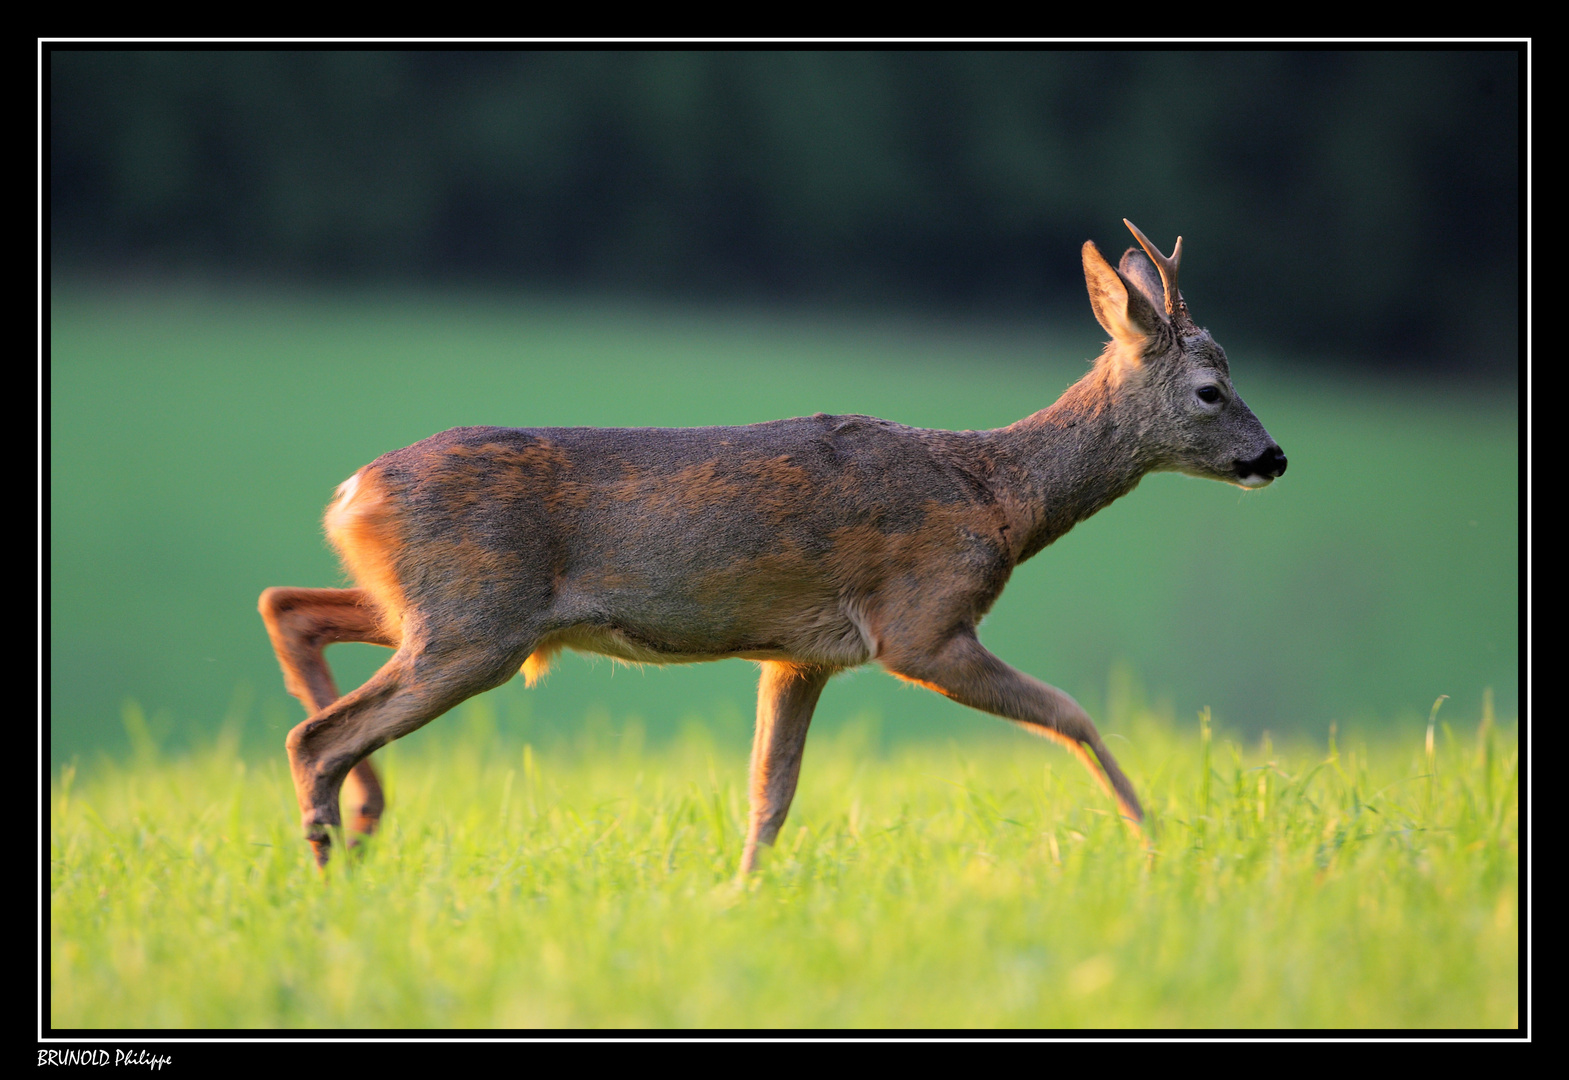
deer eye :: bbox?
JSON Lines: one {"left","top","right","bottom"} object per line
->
{"left": 1196, "top": 385, "right": 1222, "bottom": 404}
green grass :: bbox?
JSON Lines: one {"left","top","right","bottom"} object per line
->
{"left": 51, "top": 694, "right": 1517, "bottom": 1029}
{"left": 49, "top": 288, "right": 1517, "bottom": 764}
{"left": 47, "top": 287, "right": 1521, "bottom": 1028}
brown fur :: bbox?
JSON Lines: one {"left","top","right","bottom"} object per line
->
{"left": 323, "top": 471, "right": 408, "bottom": 635}
{"left": 261, "top": 222, "right": 1286, "bottom": 874}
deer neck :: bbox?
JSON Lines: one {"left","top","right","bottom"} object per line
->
{"left": 988, "top": 363, "right": 1156, "bottom": 563}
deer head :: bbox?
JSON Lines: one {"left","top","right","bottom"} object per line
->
{"left": 1079, "top": 219, "right": 1287, "bottom": 489}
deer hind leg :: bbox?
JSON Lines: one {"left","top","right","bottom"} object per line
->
{"left": 284, "top": 634, "right": 526, "bottom": 868}
{"left": 258, "top": 587, "right": 398, "bottom": 838}
{"left": 881, "top": 630, "right": 1144, "bottom": 827}
{"left": 739, "top": 661, "right": 834, "bottom": 876}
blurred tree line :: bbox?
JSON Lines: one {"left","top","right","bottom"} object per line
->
{"left": 50, "top": 49, "right": 1518, "bottom": 377}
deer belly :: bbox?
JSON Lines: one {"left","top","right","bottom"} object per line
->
{"left": 542, "top": 593, "right": 874, "bottom": 669}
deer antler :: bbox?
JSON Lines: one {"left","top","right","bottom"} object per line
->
{"left": 1123, "top": 219, "right": 1187, "bottom": 322}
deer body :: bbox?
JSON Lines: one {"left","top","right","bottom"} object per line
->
{"left": 261, "top": 221, "right": 1286, "bottom": 872}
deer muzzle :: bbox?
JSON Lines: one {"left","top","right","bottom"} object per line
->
{"left": 1235, "top": 445, "right": 1288, "bottom": 484}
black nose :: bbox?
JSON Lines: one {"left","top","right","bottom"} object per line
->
{"left": 1237, "top": 445, "right": 1287, "bottom": 479}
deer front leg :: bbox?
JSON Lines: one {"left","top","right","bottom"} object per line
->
{"left": 739, "top": 661, "right": 834, "bottom": 876}
{"left": 882, "top": 631, "right": 1144, "bottom": 826}
{"left": 259, "top": 587, "right": 397, "bottom": 838}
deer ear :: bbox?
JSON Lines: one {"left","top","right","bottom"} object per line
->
{"left": 1117, "top": 247, "right": 1166, "bottom": 314}
{"left": 1083, "top": 241, "right": 1165, "bottom": 348}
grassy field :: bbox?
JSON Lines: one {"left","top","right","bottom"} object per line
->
{"left": 47, "top": 287, "right": 1521, "bottom": 1030}
{"left": 50, "top": 694, "right": 1517, "bottom": 1029}
{"left": 48, "top": 288, "right": 1517, "bottom": 767}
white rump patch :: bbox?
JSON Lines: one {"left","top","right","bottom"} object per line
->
{"left": 334, "top": 472, "right": 362, "bottom": 505}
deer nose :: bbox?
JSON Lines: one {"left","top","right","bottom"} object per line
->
{"left": 1237, "top": 445, "right": 1287, "bottom": 480}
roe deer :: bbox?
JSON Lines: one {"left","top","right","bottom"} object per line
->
{"left": 260, "top": 219, "right": 1286, "bottom": 873}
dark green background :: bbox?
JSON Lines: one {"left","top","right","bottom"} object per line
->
{"left": 51, "top": 50, "right": 1518, "bottom": 376}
